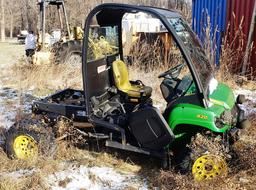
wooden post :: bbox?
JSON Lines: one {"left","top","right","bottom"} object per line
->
{"left": 62, "top": 1, "right": 71, "bottom": 39}
{"left": 242, "top": 1, "right": 256, "bottom": 74}
{"left": 42, "top": 0, "right": 46, "bottom": 49}
{"left": 57, "top": 4, "right": 63, "bottom": 30}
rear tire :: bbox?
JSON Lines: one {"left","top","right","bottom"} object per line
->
{"left": 161, "top": 149, "right": 172, "bottom": 170}
{"left": 5, "top": 118, "right": 55, "bottom": 159}
{"left": 52, "top": 40, "right": 82, "bottom": 66}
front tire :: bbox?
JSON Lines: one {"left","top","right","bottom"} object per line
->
{"left": 175, "top": 133, "right": 229, "bottom": 181}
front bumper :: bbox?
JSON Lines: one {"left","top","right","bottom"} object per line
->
{"left": 228, "top": 103, "right": 250, "bottom": 143}
{"left": 216, "top": 103, "right": 245, "bottom": 128}
{"left": 234, "top": 103, "right": 250, "bottom": 129}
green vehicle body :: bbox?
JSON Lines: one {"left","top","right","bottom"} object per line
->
{"left": 168, "top": 82, "right": 235, "bottom": 139}
{"left": 81, "top": 4, "right": 245, "bottom": 151}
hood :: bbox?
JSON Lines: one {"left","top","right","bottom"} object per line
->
{"left": 209, "top": 82, "right": 235, "bottom": 110}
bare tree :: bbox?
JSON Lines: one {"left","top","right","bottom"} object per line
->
{"left": 0, "top": 0, "right": 192, "bottom": 39}
{"left": 6, "top": 0, "right": 13, "bottom": 38}
{"left": 0, "top": 0, "right": 5, "bottom": 41}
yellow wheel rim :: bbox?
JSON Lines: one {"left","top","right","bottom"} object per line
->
{"left": 13, "top": 135, "right": 38, "bottom": 159}
{"left": 192, "top": 154, "right": 227, "bottom": 181}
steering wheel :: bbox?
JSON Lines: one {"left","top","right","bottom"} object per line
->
{"left": 158, "top": 63, "right": 185, "bottom": 79}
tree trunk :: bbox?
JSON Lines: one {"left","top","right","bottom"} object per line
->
{"left": 242, "top": 1, "right": 256, "bottom": 74}
{"left": 8, "top": 0, "right": 13, "bottom": 38}
{"left": 10, "top": 13, "right": 13, "bottom": 38}
{"left": 0, "top": 0, "right": 5, "bottom": 42}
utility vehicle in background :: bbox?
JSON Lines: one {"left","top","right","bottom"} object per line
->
{"left": 33, "top": 0, "right": 83, "bottom": 65}
{"left": 4, "top": 3, "right": 250, "bottom": 181}
{"left": 17, "top": 30, "right": 28, "bottom": 44}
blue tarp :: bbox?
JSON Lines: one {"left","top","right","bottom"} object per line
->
{"left": 192, "top": 0, "right": 228, "bottom": 65}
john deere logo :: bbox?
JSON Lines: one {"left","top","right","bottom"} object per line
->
{"left": 197, "top": 114, "right": 208, "bottom": 120}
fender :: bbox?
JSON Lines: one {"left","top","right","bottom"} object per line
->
{"left": 167, "top": 104, "right": 231, "bottom": 134}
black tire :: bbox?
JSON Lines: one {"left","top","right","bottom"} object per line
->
{"left": 175, "top": 133, "right": 229, "bottom": 180}
{"left": 4, "top": 118, "right": 55, "bottom": 159}
{"left": 161, "top": 149, "right": 172, "bottom": 170}
{"left": 52, "top": 40, "right": 82, "bottom": 66}
{"left": 173, "top": 146, "right": 192, "bottom": 174}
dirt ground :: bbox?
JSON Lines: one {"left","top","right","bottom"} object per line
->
{"left": 0, "top": 41, "right": 256, "bottom": 190}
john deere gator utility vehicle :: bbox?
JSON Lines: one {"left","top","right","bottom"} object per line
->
{"left": 4, "top": 3, "right": 250, "bottom": 181}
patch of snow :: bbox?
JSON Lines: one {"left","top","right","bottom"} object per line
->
{"left": 1, "top": 169, "right": 37, "bottom": 179}
{"left": 234, "top": 89, "right": 256, "bottom": 103}
{"left": 46, "top": 165, "right": 148, "bottom": 190}
{"left": 234, "top": 89, "right": 256, "bottom": 116}
{"left": 0, "top": 87, "right": 36, "bottom": 130}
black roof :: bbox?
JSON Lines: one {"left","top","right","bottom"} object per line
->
{"left": 94, "top": 3, "right": 182, "bottom": 27}
{"left": 95, "top": 3, "right": 181, "bottom": 17}
{"left": 38, "top": 0, "right": 64, "bottom": 6}
{"left": 149, "top": 7, "right": 182, "bottom": 18}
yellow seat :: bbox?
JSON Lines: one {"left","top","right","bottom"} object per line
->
{"left": 112, "top": 60, "right": 152, "bottom": 101}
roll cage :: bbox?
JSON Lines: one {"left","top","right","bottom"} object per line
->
{"left": 82, "top": 3, "right": 209, "bottom": 116}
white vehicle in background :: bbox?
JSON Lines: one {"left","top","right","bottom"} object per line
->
{"left": 17, "top": 30, "right": 28, "bottom": 44}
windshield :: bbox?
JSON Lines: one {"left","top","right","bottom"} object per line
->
{"left": 87, "top": 25, "right": 119, "bottom": 61}
{"left": 167, "top": 17, "right": 214, "bottom": 95}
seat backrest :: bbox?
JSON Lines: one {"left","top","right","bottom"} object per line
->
{"left": 112, "top": 60, "right": 131, "bottom": 91}
{"left": 128, "top": 107, "right": 175, "bottom": 150}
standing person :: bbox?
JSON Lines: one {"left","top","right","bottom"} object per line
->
{"left": 25, "top": 30, "right": 36, "bottom": 57}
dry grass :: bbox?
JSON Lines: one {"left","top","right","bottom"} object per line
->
{"left": 9, "top": 62, "right": 82, "bottom": 97}
{"left": 0, "top": 138, "right": 142, "bottom": 189}
{"left": 195, "top": 15, "right": 255, "bottom": 89}
{"left": 216, "top": 19, "right": 255, "bottom": 88}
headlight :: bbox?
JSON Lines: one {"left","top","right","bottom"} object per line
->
{"left": 215, "top": 117, "right": 224, "bottom": 128}
{"left": 215, "top": 109, "right": 237, "bottom": 128}
{"left": 220, "top": 110, "right": 233, "bottom": 125}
